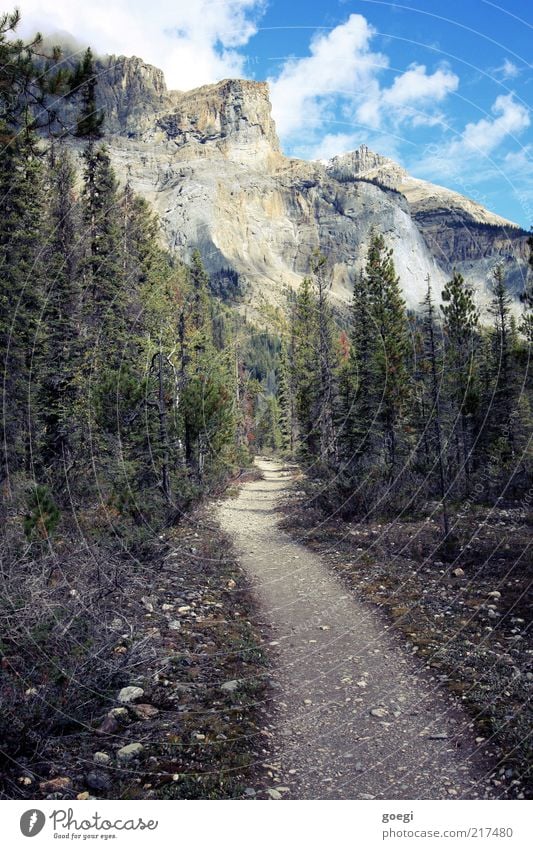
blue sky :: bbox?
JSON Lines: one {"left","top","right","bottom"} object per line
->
{"left": 16, "top": 0, "right": 532, "bottom": 226}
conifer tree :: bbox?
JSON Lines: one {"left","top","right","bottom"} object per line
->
{"left": 308, "top": 252, "right": 338, "bottom": 465}
{"left": 441, "top": 270, "right": 480, "bottom": 496}
{"left": 420, "top": 276, "right": 449, "bottom": 534}
{"left": 486, "top": 264, "right": 515, "bottom": 457}
{"left": 365, "top": 233, "right": 409, "bottom": 477}
{"left": 179, "top": 251, "right": 236, "bottom": 484}
{"left": 38, "top": 147, "right": 82, "bottom": 485}
{"left": 338, "top": 268, "right": 374, "bottom": 470}
{"left": 0, "top": 130, "right": 45, "bottom": 493}
{"left": 291, "top": 276, "right": 319, "bottom": 457}
{"left": 73, "top": 48, "right": 104, "bottom": 140}
{"left": 276, "top": 339, "right": 293, "bottom": 453}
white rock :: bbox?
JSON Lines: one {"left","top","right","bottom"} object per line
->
{"left": 117, "top": 686, "right": 144, "bottom": 704}
{"left": 220, "top": 680, "right": 239, "bottom": 693}
{"left": 116, "top": 743, "right": 144, "bottom": 763}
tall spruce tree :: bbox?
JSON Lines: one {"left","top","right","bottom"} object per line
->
{"left": 0, "top": 131, "right": 45, "bottom": 494}
{"left": 310, "top": 251, "right": 338, "bottom": 465}
{"left": 486, "top": 264, "right": 515, "bottom": 459}
{"left": 441, "top": 270, "right": 480, "bottom": 496}
{"left": 338, "top": 268, "right": 374, "bottom": 471}
{"left": 291, "top": 276, "right": 319, "bottom": 458}
{"left": 38, "top": 147, "right": 82, "bottom": 487}
{"left": 365, "top": 233, "right": 409, "bottom": 478}
{"left": 420, "top": 276, "right": 449, "bottom": 535}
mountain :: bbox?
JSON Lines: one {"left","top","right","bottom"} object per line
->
{"left": 82, "top": 54, "right": 529, "bottom": 312}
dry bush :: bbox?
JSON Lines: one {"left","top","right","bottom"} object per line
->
{"left": 0, "top": 536, "right": 146, "bottom": 769}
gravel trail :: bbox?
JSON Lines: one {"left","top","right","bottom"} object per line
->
{"left": 217, "top": 457, "right": 494, "bottom": 800}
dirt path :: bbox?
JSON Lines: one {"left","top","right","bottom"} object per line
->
{"left": 217, "top": 458, "right": 494, "bottom": 800}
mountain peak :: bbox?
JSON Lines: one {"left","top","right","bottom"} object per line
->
{"left": 154, "top": 77, "right": 281, "bottom": 168}
{"left": 326, "top": 145, "right": 407, "bottom": 188}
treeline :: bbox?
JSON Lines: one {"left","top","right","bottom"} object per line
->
{"left": 0, "top": 14, "right": 252, "bottom": 555}
{"left": 0, "top": 12, "right": 259, "bottom": 770}
{"left": 280, "top": 236, "right": 532, "bottom": 529}
{"left": 1, "top": 137, "right": 244, "bottom": 550}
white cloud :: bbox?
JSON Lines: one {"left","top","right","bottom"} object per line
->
{"left": 459, "top": 94, "right": 530, "bottom": 155}
{"left": 355, "top": 63, "right": 458, "bottom": 131}
{"left": 267, "top": 16, "right": 458, "bottom": 150}
{"left": 382, "top": 64, "right": 458, "bottom": 108}
{"left": 268, "top": 15, "right": 389, "bottom": 137}
{"left": 492, "top": 58, "right": 521, "bottom": 81}
{"left": 410, "top": 95, "right": 530, "bottom": 191}
{"left": 303, "top": 132, "right": 362, "bottom": 162}
{"left": 15, "top": 0, "right": 265, "bottom": 90}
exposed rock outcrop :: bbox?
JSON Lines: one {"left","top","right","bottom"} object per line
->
{"left": 82, "top": 56, "right": 529, "bottom": 311}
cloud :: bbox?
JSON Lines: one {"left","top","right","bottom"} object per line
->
{"left": 410, "top": 94, "right": 530, "bottom": 192}
{"left": 382, "top": 64, "right": 458, "bottom": 109}
{"left": 299, "top": 132, "right": 362, "bottom": 162}
{"left": 15, "top": 0, "right": 265, "bottom": 90}
{"left": 267, "top": 15, "right": 458, "bottom": 148}
{"left": 268, "top": 15, "right": 389, "bottom": 137}
{"left": 492, "top": 58, "right": 521, "bottom": 81}
{"left": 459, "top": 94, "right": 530, "bottom": 155}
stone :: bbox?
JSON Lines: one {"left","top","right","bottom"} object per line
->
{"left": 244, "top": 787, "right": 256, "bottom": 797}
{"left": 117, "top": 686, "right": 144, "bottom": 704}
{"left": 488, "top": 591, "right": 501, "bottom": 599}
{"left": 110, "top": 707, "right": 130, "bottom": 722}
{"left": 370, "top": 707, "right": 389, "bottom": 718}
{"left": 39, "top": 777, "right": 72, "bottom": 794}
{"left": 96, "top": 715, "right": 119, "bottom": 736}
{"left": 86, "top": 771, "right": 112, "bottom": 792}
{"left": 267, "top": 788, "right": 282, "bottom": 799}
{"left": 453, "top": 568, "right": 465, "bottom": 577}
{"left": 220, "top": 680, "right": 239, "bottom": 693}
{"left": 117, "top": 743, "right": 145, "bottom": 763}
{"left": 168, "top": 620, "right": 181, "bottom": 631}
{"left": 132, "top": 703, "right": 160, "bottom": 720}
{"left": 93, "top": 752, "right": 111, "bottom": 766}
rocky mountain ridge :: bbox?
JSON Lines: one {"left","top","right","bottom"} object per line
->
{"left": 84, "top": 53, "right": 529, "bottom": 311}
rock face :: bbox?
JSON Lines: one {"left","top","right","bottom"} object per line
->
{"left": 87, "top": 56, "right": 529, "bottom": 311}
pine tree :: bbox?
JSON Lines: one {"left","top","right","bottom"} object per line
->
{"left": 486, "top": 264, "right": 515, "bottom": 458}
{"left": 338, "top": 268, "right": 374, "bottom": 470}
{"left": 291, "top": 276, "right": 319, "bottom": 458}
{"left": 420, "top": 276, "right": 449, "bottom": 535}
{"left": 0, "top": 130, "right": 45, "bottom": 494}
{"left": 441, "top": 270, "right": 480, "bottom": 496}
{"left": 365, "top": 233, "right": 409, "bottom": 477}
{"left": 73, "top": 48, "right": 104, "bottom": 140}
{"left": 179, "top": 251, "right": 236, "bottom": 485}
{"left": 38, "top": 147, "right": 82, "bottom": 485}
{"left": 310, "top": 251, "right": 338, "bottom": 465}
{"left": 519, "top": 229, "right": 533, "bottom": 343}
{"left": 276, "top": 339, "right": 293, "bottom": 453}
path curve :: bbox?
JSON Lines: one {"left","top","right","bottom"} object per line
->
{"left": 217, "top": 458, "right": 493, "bottom": 800}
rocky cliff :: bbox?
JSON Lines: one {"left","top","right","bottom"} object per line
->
{"left": 88, "top": 55, "right": 529, "bottom": 311}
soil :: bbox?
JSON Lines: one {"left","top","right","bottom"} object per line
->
{"left": 216, "top": 457, "right": 499, "bottom": 800}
